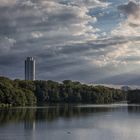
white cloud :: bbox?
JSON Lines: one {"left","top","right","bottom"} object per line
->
{"left": 108, "top": 1, "right": 140, "bottom": 70}
{"left": 31, "top": 32, "right": 43, "bottom": 39}
{"left": 68, "top": 0, "right": 110, "bottom": 8}
{"left": 7, "top": 0, "right": 103, "bottom": 46}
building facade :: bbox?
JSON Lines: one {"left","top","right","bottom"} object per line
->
{"left": 25, "top": 57, "right": 35, "bottom": 81}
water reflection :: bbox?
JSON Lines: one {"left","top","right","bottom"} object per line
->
{"left": 1, "top": 104, "right": 139, "bottom": 126}
{"left": 1, "top": 104, "right": 140, "bottom": 140}
{"left": 24, "top": 121, "right": 36, "bottom": 130}
{"left": 0, "top": 104, "right": 115, "bottom": 126}
{"left": 128, "top": 105, "right": 140, "bottom": 113}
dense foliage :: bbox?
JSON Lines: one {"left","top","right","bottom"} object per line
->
{"left": 0, "top": 77, "right": 36, "bottom": 106}
{"left": 0, "top": 77, "right": 126, "bottom": 106}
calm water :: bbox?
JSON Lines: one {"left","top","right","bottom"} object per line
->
{"left": 0, "top": 104, "right": 140, "bottom": 140}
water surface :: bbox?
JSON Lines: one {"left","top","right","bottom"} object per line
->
{"left": 0, "top": 104, "right": 140, "bottom": 140}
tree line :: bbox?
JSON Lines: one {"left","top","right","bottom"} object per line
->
{"left": 0, "top": 77, "right": 128, "bottom": 106}
{"left": 127, "top": 90, "right": 140, "bottom": 104}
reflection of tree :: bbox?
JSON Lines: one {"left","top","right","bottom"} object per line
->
{"left": 128, "top": 105, "right": 140, "bottom": 113}
{"left": 0, "top": 104, "right": 113, "bottom": 126}
{"left": 0, "top": 108, "right": 36, "bottom": 126}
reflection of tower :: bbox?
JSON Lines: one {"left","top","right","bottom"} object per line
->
{"left": 24, "top": 121, "right": 36, "bottom": 140}
{"left": 24, "top": 121, "right": 36, "bottom": 131}
{"left": 25, "top": 57, "right": 35, "bottom": 81}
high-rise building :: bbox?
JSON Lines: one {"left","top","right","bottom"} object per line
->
{"left": 25, "top": 57, "right": 35, "bottom": 81}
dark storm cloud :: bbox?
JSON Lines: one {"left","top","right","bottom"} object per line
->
{"left": 118, "top": 1, "right": 139, "bottom": 18}
{"left": 118, "top": 1, "right": 140, "bottom": 27}
{"left": 0, "top": 54, "right": 22, "bottom": 66}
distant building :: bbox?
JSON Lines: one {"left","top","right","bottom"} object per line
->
{"left": 25, "top": 57, "right": 35, "bottom": 81}
{"left": 121, "top": 86, "right": 131, "bottom": 92}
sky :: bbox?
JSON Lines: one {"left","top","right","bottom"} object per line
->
{"left": 0, "top": 0, "right": 140, "bottom": 85}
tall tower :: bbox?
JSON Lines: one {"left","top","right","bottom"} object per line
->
{"left": 25, "top": 57, "right": 35, "bottom": 81}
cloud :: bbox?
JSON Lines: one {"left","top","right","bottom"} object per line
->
{"left": 0, "top": 0, "right": 102, "bottom": 45}
{"left": 0, "top": 0, "right": 140, "bottom": 84}
{"left": 112, "top": 1, "right": 140, "bottom": 37}
{"left": 0, "top": 0, "right": 111, "bottom": 80}
{"left": 118, "top": 1, "right": 140, "bottom": 18}
{"left": 109, "top": 1, "right": 140, "bottom": 69}
{"left": 0, "top": 37, "right": 16, "bottom": 53}
{"left": 0, "top": 0, "right": 17, "bottom": 7}
{"left": 65, "top": 0, "right": 110, "bottom": 8}
{"left": 118, "top": 1, "right": 140, "bottom": 26}
{"left": 31, "top": 31, "right": 43, "bottom": 39}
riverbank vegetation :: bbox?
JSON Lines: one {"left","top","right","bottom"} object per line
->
{"left": 0, "top": 76, "right": 127, "bottom": 106}
{"left": 127, "top": 90, "right": 140, "bottom": 103}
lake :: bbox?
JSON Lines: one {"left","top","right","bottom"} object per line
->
{"left": 0, "top": 104, "right": 140, "bottom": 140}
